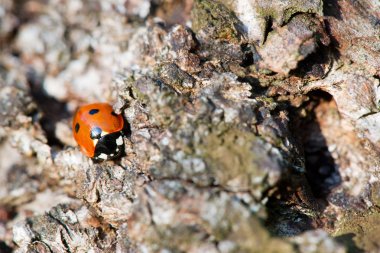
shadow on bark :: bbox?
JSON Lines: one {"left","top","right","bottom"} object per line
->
{"left": 335, "top": 233, "right": 365, "bottom": 253}
{"left": 265, "top": 90, "right": 342, "bottom": 236}
{"left": 301, "top": 90, "right": 341, "bottom": 198}
{"left": 27, "top": 70, "right": 71, "bottom": 147}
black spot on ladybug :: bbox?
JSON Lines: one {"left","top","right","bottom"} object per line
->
{"left": 111, "top": 111, "right": 118, "bottom": 117}
{"left": 90, "top": 127, "right": 102, "bottom": 139}
{"left": 75, "top": 123, "right": 80, "bottom": 133}
{"left": 89, "top": 109, "right": 99, "bottom": 115}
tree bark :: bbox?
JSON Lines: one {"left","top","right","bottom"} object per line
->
{"left": 0, "top": 0, "right": 379, "bottom": 252}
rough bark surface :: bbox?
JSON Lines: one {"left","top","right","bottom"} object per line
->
{"left": 0, "top": 0, "right": 379, "bottom": 252}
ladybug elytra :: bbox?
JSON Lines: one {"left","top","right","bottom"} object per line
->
{"left": 72, "top": 103, "right": 125, "bottom": 162}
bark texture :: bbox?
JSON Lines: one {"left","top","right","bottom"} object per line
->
{"left": 0, "top": 0, "right": 379, "bottom": 252}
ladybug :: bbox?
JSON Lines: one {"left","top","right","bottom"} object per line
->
{"left": 72, "top": 103, "right": 125, "bottom": 162}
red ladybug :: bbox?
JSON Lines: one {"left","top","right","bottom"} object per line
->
{"left": 72, "top": 103, "right": 125, "bottom": 162}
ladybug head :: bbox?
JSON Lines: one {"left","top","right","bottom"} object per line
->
{"left": 93, "top": 131, "right": 124, "bottom": 162}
